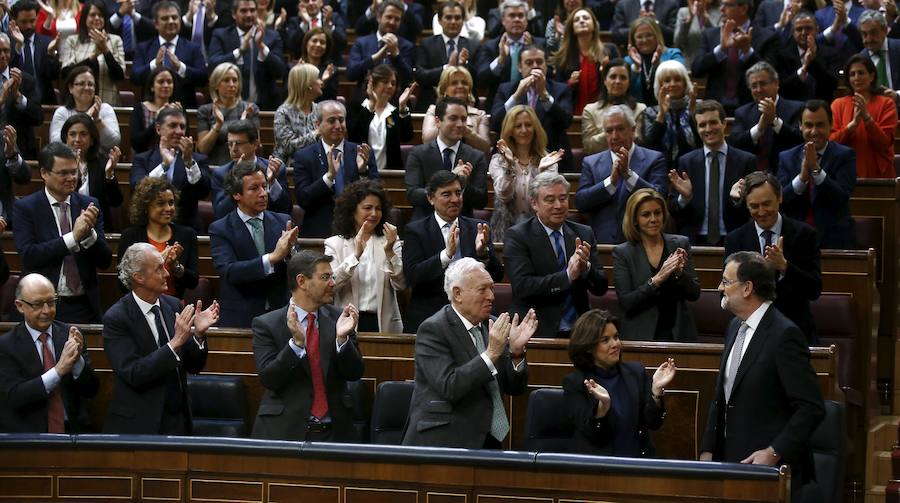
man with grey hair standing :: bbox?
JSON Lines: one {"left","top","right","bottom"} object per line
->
{"left": 858, "top": 9, "right": 900, "bottom": 94}
{"left": 403, "top": 257, "right": 537, "bottom": 449}
{"left": 576, "top": 105, "right": 667, "bottom": 244}
{"left": 505, "top": 171, "right": 607, "bottom": 339}
{"left": 103, "top": 242, "right": 219, "bottom": 435}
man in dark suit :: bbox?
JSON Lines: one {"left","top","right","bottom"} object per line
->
{"left": 610, "top": 0, "right": 679, "bottom": 45}
{"left": 0, "top": 273, "right": 99, "bottom": 433}
{"left": 103, "top": 0, "right": 157, "bottom": 60}
{"left": 346, "top": 0, "right": 415, "bottom": 104}
{"left": 209, "top": 161, "right": 299, "bottom": 328}
{"left": 208, "top": 0, "right": 288, "bottom": 111}
{"left": 769, "top": 13, "right": 839, "bottom": 102}
{"left": 490, "top": 45, "right": 574, "bottom": 172}
{"left": 576, "top": 105, "right": 667, "bottom": 244}
{"left": 475, "top": 0, "right": 545, "bottom": 110}
{"left": 353, "top": 0, "right": 423, "bottom": 42}
{"left": 181, "top": 0, "right": 222, "bottom": 59}
{"left": 402, "top": 170, "right": 503, "bottom": 333}
{"left": 211, "top": 119, "right": 291, "bottom": 219}
{"left": 295, "top": 100, "right": 378, "bottom": 238}
{"left": 700, "top": 251, "right": 824, "bottom": 497}
{"left": 131, "top": 108, "right": 212, "bottom": 231}
{"left": 729, "top": 61, "right": 804, "bottom": 175}
{"left": 415, "top": 1, "right": 479, "bottom": 111}
{"left": 0, "top": 124, "right": 30, "bottom": 227}
{"left": 815, "top": 0, "right": 864, "bottom": 54}
{"left": 0, "top": 35, "right": 42, "bottom": 159}
{"left": 103, "top": 243, "right": 219, "bottom": 435}
{"left": 251, "top": 250, "right": 365, "bottom": 441}
{"left": 131, "top": 1, "right": 208, "bottom": 109}
{"left": 725, "top": 171, "right": 821, "bottom": 345}
{"left": 752, "top": 0, "right": 787, "bottom": 29}
{"left": 402, "top": 258, "right": 536, "bottom": 448}
{"left": 668, "top": 100, "right": 754, "bottom": 245}
{"left": 506, "top": 172, "right": 608, "bottom": 338}
{"left": 485, "top": 0, "right": 545, "bottom": 39}
{"left": 777, "top": 100, "right": 856, "bottom": 249}
{"left": 282, "top": 0, "right": 348, "bottom": 57}
{"left": 405, "top": 97, "right": 488, "bottom": 222}
{"left": 858, "top": 10, "right": 900, "bottom": 90}
{"left": 13, "top": 143, "right": 112, "bottom": 324}
{"left": 691, "top": 0, "right": 776, "bottom": 114}
{"left": 9, "top": 0, "right": 60, "bottom": 105}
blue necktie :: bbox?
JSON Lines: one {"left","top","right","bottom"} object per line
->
{"left": 122, "top": 14, "right": 133, "bottom": 53}
{"left": 552, "top": 230, "right": 577, "bottom": 327}
{"left": 192, "top": 3, "right": 205, "bottom": 45}
{"left": 332, "top": 148, "right": 344, "bottom": 195}
{"left": 446, "top": 38, "right": 455, "bottom": 60}
{"left": 23, "top": 37, "right": 34, "bottom": 77}
{"left": 163, "top": 42, "right": 172, "bottom": 68}
{"left": 443, "top": 147, "right": 453, "bottom": 172}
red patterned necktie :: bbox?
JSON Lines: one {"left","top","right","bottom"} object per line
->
{"left": 306, "top": 313, "right": 329, "bottom": 419}
{"left": 39, "top": 333, "right": 65, "bottom": 433}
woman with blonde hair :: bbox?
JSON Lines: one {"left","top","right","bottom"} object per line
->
{"left": 489, "top": 105, "right": 564, "bottom": 241}
{"left": 551, "top": 7, "right": 618, "bottom": 114}
{"left": 613, "top": 188, "right": 699, "bottom": 342}
{"left": 421, "top": 65, "right": 490, "bottom": 154}
{"left": 273, "top": 63, "right": 323, "bottom": 163}
{"left": 625, "top": 17, "right": 684, "bottom": 106}
{"left": 35, "top": 0, "right": 80, "bottom": 38}
{"left": 196, "top": 62, "right": 260, "bottom": 165}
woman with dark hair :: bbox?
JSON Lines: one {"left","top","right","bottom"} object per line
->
{"left": 324, "top": 179, "right": 404, "bottom": 333}
{"left": 625, "top": 17, "right": 684, "bottom": 106}
{"left": 130, "top": 66, "right": 181, "bottom": 155}
{"left": 581, "top": 58, "right": 647, "bottom": 154}
{"left": 348, "top": 64, "right": 415, "bottom": 171}
{"left": 545, "top": 0, "right": 584, "bottom": 53}
{"left": 60, "top": 0, "right": 125, "bottom": 105}
{"left": 829, "top": 54, "right": 898, "bottom": 178}
{"left": 612, "top": 188, "right": 700, "bottom": 342}
{"left": 550, "top": 7, "right": 617, "bottom": 115}
{"left": 298, "top": 27, "right": 338, "bottom": 102}
{"left": 118, "top": 177, "right": 199, "bottom": 298}
{"left": 50, "top": 66, "right": 121, "bottom": 153}
{"left": 61, "top": 113, "right": 123, "bottom": 230}
{"left": 563, "top": 309, "right": 676, "bottom": 456}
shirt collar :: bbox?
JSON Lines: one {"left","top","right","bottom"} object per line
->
{"left": 158, "top": 35, "right": 179, "bottom": 47}
{"left": 322, "top": 139, "right": 345, "bottom": 154}
{"left": 451, "top": 304, "right": 480, "bottom": 332}
{"left": 237, "top": 207, "right": 263, "bottom": 222}
{"left": 537, "top": 217, "right": 563, "bottom": 235}
{"left": 436, "top": 136, "right": 461, "bottom": 154}
{"left": 292, "top": 302, "right": 316, "bottom": 325}
{"left": 703, "top": 142, "right": 729, "bottom": 158}
{"left": 26, "top": 323, "right": 53, "bottom": 342}
{"left": 880, "top": 38, "right": 889, "bottom": 52}
{"left": 441, "top": 34, "right": 459, "bottom": 45}
{"left": 610, "top": 142, "right": 637, "bottom": 162}
{"left": 743, "top": 301, "right": 773, "bottom": 332}
{"left": 754, "top": 213, "right": 783, "bottom": 235}
{"left": 44, "top": 188, "right": 71, "bottom": 206}
{"left": 434, "top": 212, "right": 457, "bottom": 230}
{"left": 131, "top": 291, "right": 161, "bottom": 315}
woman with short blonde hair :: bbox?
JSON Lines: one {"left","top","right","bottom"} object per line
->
{"left": 196, "top": 62, "right": 260, "bottom": 165}
{"left": 274, "top": 63, "right": 323, "bottom": 163}
{"left": 421, "top": 65, "right": 491, "bottom": 153}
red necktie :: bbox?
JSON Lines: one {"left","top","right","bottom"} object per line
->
{"left": 39, "top": 333, "right": 65, "bottom": 433}
{"left": 306, "top": 313, "right": 329, "bottom": 419}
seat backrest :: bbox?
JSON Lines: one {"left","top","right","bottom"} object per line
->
{"left": 810, "top": 400, "right": 846, "bottom": 503}
{"left": 197, "top": 201, "right": 214, "bottom": 235}
{"left": 589, "top": 290, "right": 623, "bottom": 319}
{"left": 811, "top": 295, "right": 858, "bottom": 392}
{"left": 492, "top": 283, "right": 513, "bottom": 316}
{"left": 370, "top": 380, "right": 414, "bottom": 445}
{"left": 0, "top": 275, "right": 20, "bottom": 322}
{"left": 183, "top": 278, "right": 214, "bottom": 310}
{"left": 187, "top": 375, "right": 249, "bottom": 438}
{"left": 691, "top": 290, "right": 732, "bottom": 342}
{"left": 344, "top": 380, "right": 370, "bottom": 443}
{"left": 522, "top": 388, "right": 574, "bottom": 453}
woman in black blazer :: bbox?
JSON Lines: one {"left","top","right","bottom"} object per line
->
{"left": 563, "top": 309, "right": 676, "bottom": 456}
{"left": 118, "top": 177, "right": 199, "bottom": 299}
{"left": 347, "top": 63, "right": 414, "bottom": 171}
{"left": 613, "top": 188, "right": 700, "bottom": 342}
{"left": 60, "top": 113, "right": 124, "bottom": 231}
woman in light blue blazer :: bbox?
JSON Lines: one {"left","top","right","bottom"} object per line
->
{"left": 623, "top": 17, "right": 684, "bottom": 107}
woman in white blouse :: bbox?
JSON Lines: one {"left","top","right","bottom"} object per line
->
{"left": 60, "top": 0, "right": 125, "bottom": 105}
{"left": 324, "top": 179, "right": 405, "bottom": 333}
{"left": 49, "top": 65, "right": 121, "bottom": 153}
{"left": 347, "top": 64, "right": 414, "bottom": 171}
{"left": 489, "top": 105, "right": 563, "bottom": 241}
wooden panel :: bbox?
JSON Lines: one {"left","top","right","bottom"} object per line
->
{"left": 189, "top": 479, "right": 263, "bottom": 503}
{"left": 0, "top": 475, "right": 53, "bottom": 498}
{"left": 57, "top": 475, "right": 133, "bottom": 499}
{"left": 427, "top": 493, "right": 468, "bottom": 503}
{"left": 344, "top": 487, "right": 418, "bottom": 503}
{"left": 268, "top": 483, "right": 340, "bottom": 503}
{"left": 141, "top": 478, "right": 182, "bottom": 501}
{"left": 477, "top": 497, "right": 553, "bottom": 503}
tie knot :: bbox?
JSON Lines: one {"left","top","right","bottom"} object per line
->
{"left": 150, "top": 305, "right": 161, "bottom": 315}
{"left": 38, "top": 332, "right": 49, "bottom": 344}
{"left": 306, "top": 312, "right": 316, "bottom": 324}
{"left": 248, "top": 216, "right": 262, "bottom": 228}
{"left": 57, "top": 201, "right": 68, "bottom": 211}
{"left": 551, "top": 230, "right": 561, "bottom": 240}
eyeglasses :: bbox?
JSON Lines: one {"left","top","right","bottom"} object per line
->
{"left": 719, "top": 277, "right": 743, "bottom": 287}
{"left": 19, "top": 297, "right": 58, "bottom": 309}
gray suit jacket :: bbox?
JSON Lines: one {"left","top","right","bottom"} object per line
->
{"left": 401, "top": 305, "right": 528, "bottom": 448}
{"left": 612, "top": 234, "right": 700, "bottom": 341}
{"left": 251, "top": 304, "right": 365, "bottom": 441}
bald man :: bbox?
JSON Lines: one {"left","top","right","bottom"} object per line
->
{"left": 0, "top": 273, "right": 99, "bottom": 433}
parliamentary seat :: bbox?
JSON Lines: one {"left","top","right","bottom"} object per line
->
{"left": 187, "top": 375, "right": 249, "bottom": 438}
{"left": 370, "top": 380, "right": 414, "bottom": 445}
{"left": 523, "top": 387, "right": 573, "bottom": 453}
{"left": 807, "top": 400, "right": 847, "bottom": 503}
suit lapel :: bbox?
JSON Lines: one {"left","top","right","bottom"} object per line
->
{"left": 445, "top": 306, "right": 478, "bottom": 361}
{"left": 690, "top": 151, "right": 707, "bottom": 215}
{"left": 315, "top": 307, "right": 336, "bottom": 378}
{"left": 425, "top": 216, "right": 445, "bottom": 256}
{"left": 531, "top": 218, "right": 558, "bottom": 269}
{"left": 124, "top": 294, "right": 159, "bottom": 350}
{"left": 262, "top": 211, "right": 281, "bottom": 251}
{"left": 731, "top": 307, "right": 775, "bottom": 394}
{"left": 15, "top": 324, "right": 44, "bottom": 377}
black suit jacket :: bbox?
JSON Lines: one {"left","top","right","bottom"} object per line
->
{"left": 10, "top": 33, "right": 60, "bottom": 105}
{"left": 404, "top": 140, "right": 489, "bottom": 222}
{"left": 251, "top": 303, "right": 365, "bottom": 441}
{"left": 402, "top": 215, "right": 504, "bottom": 332}
{"left": 281, "top": 11, "right": 348, "bottom": 57}
{"left": 490, "top": 79, "right": 575, "bottom": 172}
{"left": 415, "top": 35, "right": 479, "bottom": 111}
{"left": 131, "top": 149, "right": 212, "bottom": 232}
{"left": 860, "top": 38, "right": 900, "bottom": 91}
{"left": 102, "top": 293, "right": 208, "bottom": 434}
{"left": 503, "top": 217, "right": 609, "bottom": 339}
{"left": 12, "top": 191, "right": 113, "bottom": 321}
{"left": 131, "top": 37, "right": 208, "bottom": 109}
{"left": 729, "top": 96, "right": 804, "bottom": 174}
{"left": 0, "top": 321, "right": 99, "bottom": 433}
{"left": 208, "top": 26, "right": 288, "bottom": 111}
{"left": 347, "top": 102, "right": 413, "bottom": 170}
{"left": 691, "top": 24, "right": 777, "bottom": 110}
{"left": 0, "top": 71, "right": 43, "bottom": 159}
{"left": 353, "top": 7, "right": 423, "bottom": 43}
{"left": 771, "top": 37, "right": 838, "bottom": 102}
{"left": 83, "top": 155, "right": 124, "bottom": 231}
{"left": 103, "top": 6, "right": 158, "bottom": 53}
{"left": 293, "top": 140, "right": 380, "bottom": 238}
{"left": 0, "top": 153, "right": 30, "bottom": 226}
{"left": 475, "top": 35, "right": 546, "bottom": 110}
{"left": 700, "top": 305, "right": 825, "bottom": 484}
{"left": 670, "top": 145, "right": 755, "bottom": 243}
{"left": 485, "top": 8, "right": 545, "bottom": 40}
{"left": 611, "top": 0, "right": 679, "bottom": 45}
{"left": 212, "top": 157, "right": 292, "bottom": 219}
{"left": 724, "top": 216, "right": 821, "bottom": 344}
{"left": 118, "top": 224, "right": 200, "bottom": 298}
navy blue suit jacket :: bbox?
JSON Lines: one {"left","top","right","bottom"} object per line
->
{"left": 12, "top": 191, "right": 113, "bottom": 320}
{"left": 403, "top": 140, "right": 489, "bottom": 222}
{"left": 131, "top": 37, "right": 208, "bottom": 108}
{"left": 670, "top": 145, "right": 755, "bottom": 243}
{"left": 293, "top": 140, "right": 380, "bottom": 238}
{"left": 777, "top": 141, "right": 857, "bottom": 249}
{"left": 474, "top": 35, "right": 546, "bottom": 110}
{"left": 490, "top": 79, "right": 575, "bottom": 172}
{"left": 208, "top": 27, "right": 288, "bottom": 111}
{"left": 211, "top": 157, "right": 292, "bottom": 219}
{"left": 10, "top": 33, "right": 60, "bottom": 105}
{"left": 691, "top": 24, "right": 776, "bottom": 109}
{"left": 131, "top": 149, "right": 212, "bottom": 231}
{"left": 729, "top": 96, "right": 804, "bottom": 174}
{"left": 575, "top": 146, "right": 668, "bottom": 244}
{"left": 611, "top": 0, "right": 678, "bottom": 45}
{"left": 860, "top": 38, "right": 900, "bottom": 91}
{"left": 346, "top": 33, "right": 415, "bottom": 103}
{"left": 208, "top": 210, "right": 292, "bottom": 328}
